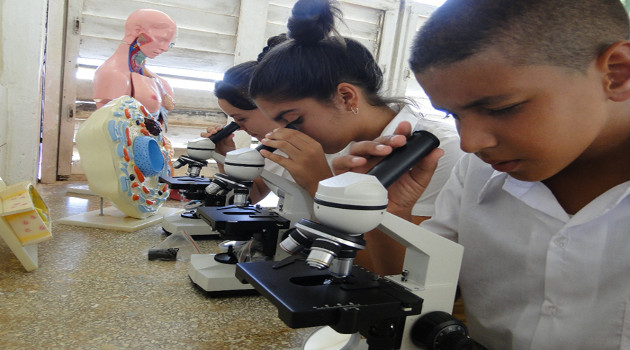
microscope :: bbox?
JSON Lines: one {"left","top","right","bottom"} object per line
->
{"left": 235, "top": 131, "right": 471, "bottom": 350}
{"left": 160, "top": 121, "right": 240, "bottom": 236}
{"left": 188, "top": 130, "right": 314, "bottom": 295}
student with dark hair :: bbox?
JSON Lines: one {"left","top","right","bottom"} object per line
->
{"left": 333, "top": 0, "right": 630, "bottom": 348}
{"left": 200, "top": 35, "right": 292, "bottom": 203}
{"left": 249, "top": 0, "right": 464, "bottom": 275}
{"left": 201, "top": 63, "right": 278, "bottom": 203}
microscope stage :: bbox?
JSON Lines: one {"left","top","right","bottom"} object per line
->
{"left": 197, "top": 205, "right": 290, "bottom": 240}
{"left": 159, "top": 175, "right": 212, "bottom": 190}
{"left": 160, "top": 174, "right": 214, "bottom": 236}
{"left": 235, "top": 259, "right": 423, "bottom": 333}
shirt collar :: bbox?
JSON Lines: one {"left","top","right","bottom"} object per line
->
{"left": 478, "top": 170, "right": 630, "bottom": 223}
{"left": 477, "top": 170, "right": 509, "bottom": 203}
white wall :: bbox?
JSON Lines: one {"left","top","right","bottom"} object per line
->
{"left": 0, "top": 0, "right": 47, "bottom": 183}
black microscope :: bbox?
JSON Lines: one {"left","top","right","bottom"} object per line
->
{"left": 236, "top": 131, "right": 474, "bottom": 349}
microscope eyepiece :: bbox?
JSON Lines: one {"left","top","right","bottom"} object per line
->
{"left": 367, "top": 130, "right": 440, "bottom": 188}
{"left": 208, "top": 121, "right": 240, "bottom": 144}
{"left": 254, "top": 121, "right": 298, "bottom": 153}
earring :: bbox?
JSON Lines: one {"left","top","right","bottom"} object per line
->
{"left": 351, "top": 106, "right": 359, "bottom": 115}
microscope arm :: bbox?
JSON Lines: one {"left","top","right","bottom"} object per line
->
{"left": 260, "top": 168, "right": 314, "bottom": 222}
{"left": 378, "top": 212, "right": 463, "bottom": 315}
{"left": 212, "top": 153, "right": 225, "bottom": 165}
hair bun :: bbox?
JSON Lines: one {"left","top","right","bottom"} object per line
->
{"left": 287, "top": 0, "right": 339, "bottom": 45}
{"left": 257, "top": 33, "right": 288, "bottom": 62}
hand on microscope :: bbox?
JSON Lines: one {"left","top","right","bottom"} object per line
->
{"left": 200, "top": 124, "right": 236, "bottom": 181}
{"left": 331, "top": 121, "right": 444, "bottom": 220}
{"left": 200, "top": 124, "right": 237, "bottom": 156}
{"left": 258, "top": 127, "right": 333, "bottom": 197}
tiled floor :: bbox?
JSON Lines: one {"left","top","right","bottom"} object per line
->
{"left": 0, "top": 181, "right": 313, "bottom": 350}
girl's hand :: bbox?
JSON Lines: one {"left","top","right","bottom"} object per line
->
{"left": 259, "top": 128, "right": 333, "bottom": 197}
{"left": 200, "top": 125, "right": 236, "bottom": 156}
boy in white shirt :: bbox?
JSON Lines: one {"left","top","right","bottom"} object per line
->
{"left": 332, "top": 0, "right": 630, "bottom": 349}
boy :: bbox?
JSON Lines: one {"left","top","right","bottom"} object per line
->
{"left": 333, "top": 0, "right": 630, "bottom": 349}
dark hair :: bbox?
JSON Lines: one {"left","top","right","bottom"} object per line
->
{"left": 410, "top": 0, "right": 630, "bottom": 74}
{"left": 214, "top": 61, "right": 258, "bottom": 110}
{"left": 249, "top": 0, "right": 390, "bottom": 107}
{"left": 257, "top": 33, "right": 289, "bottom": 62}
{"left": 214, "top": 34, "right": 289, "bottom": 110}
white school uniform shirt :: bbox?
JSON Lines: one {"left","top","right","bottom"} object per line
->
{"left": 341, "top": 104, "right": 463, "bottom": 216}
{"left": 421, "top": 153, "right": 630, "bottom": 350}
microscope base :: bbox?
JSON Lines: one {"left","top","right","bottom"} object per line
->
{"left": 188, "top": 253, "right": 255, "bottom": 294}
{"left": 161, "top": 211, "right": 219, "bottom": 237}
{"left": 302, "top": 327, "right": 367, "bottom": 350}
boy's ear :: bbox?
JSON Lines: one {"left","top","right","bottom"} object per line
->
{"left": 600, "top": 41, "right": 630, "bottom": 101}
{"left": 336, "top": 83, "right": 359, "bottom": 112}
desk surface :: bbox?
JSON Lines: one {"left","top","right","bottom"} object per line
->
{"left": 0, "top": 181, "right": 313, "bottom": 350}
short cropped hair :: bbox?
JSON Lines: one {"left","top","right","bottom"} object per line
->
{"left": 410, "top": 0, "right": 630, "bottom": 74}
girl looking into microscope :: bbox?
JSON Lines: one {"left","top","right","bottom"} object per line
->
{"left": 202, "top": 34, "right": 331, "bottom": 204}
{"left": 249, "top": 0, "right": 464, "bottom": 274}
{"left": 202, "top": 60, "right": 281, "bottom": 204}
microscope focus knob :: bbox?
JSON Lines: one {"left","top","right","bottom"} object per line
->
{"left": 411, "top": 311, "right": 474, "bottom": 350}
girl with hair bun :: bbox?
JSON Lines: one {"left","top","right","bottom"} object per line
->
{"left": 250, "top": 0, "right": 464, "bottom": 275}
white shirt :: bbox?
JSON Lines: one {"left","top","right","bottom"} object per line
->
{"left": 421, "top": 154, "right": 630, "bottom": 350}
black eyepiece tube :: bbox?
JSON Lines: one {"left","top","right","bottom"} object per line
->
{"left": 254, "top": 121, "right": 298, "bottom": 153}
{"left": 367, "top": 130, "right": 440, "bottom": 188}
{"left": 208, "top": 121, "right": 240, "bottom": 144}
{"left": 255, "top": 143, "right": 276, "bottom": 153}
